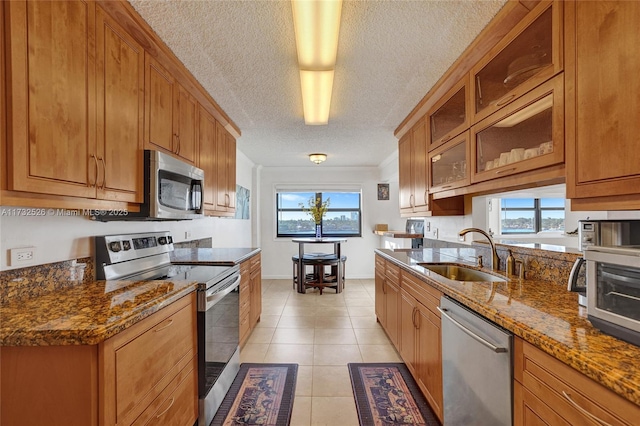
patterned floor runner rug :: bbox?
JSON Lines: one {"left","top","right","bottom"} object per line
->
{"left": 210, "top": 363, "right": 298, "bottom": 426}
{"left": 348, "top": 363, "right": 441, "bottom": 426}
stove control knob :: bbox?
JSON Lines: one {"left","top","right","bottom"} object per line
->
{"left": 109, "top": 241, "right": 122, "bottom": 252}
{"left": 158, "top": 236, "right": 167, "bottom": 245}
{"left": 122, "top": 240, "right": 131, "bottom": 251}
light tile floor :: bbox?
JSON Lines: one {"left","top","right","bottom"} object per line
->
{"left": 240, "top": 278, "right": 402, "bottom": 426}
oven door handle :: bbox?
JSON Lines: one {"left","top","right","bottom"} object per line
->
{"left": 205, "top": 275, "right": 241, "bottom": 311}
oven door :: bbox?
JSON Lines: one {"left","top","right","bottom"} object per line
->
{"left": 585, "top": 246, "right": 640, "bottom": 341}
{"left": 197, "top": 271, "right": 241, "bottom": 425}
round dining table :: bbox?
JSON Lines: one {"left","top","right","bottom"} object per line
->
{"left": 292, "top": 237, "right": 347, "bottom": 293}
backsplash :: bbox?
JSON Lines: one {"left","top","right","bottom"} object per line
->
{"left": 0, "top": 257, "right": 94, "bottom": 300}
{"left": 423, "top": 238, "right": 581, "bottom": 284}
{"left": 0, "top": 238, "right": 213, "bottom": 301}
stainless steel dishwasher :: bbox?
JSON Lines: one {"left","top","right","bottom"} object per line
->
{"left": 438, "top": 296, "right": 513, "bottom": 426}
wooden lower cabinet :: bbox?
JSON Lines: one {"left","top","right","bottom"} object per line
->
{"left": 239, "top": 252, "right": 262, "bottom": 347}
{"left": 377, "top": 255, "right": 443, "bottom": 422}
{"left": 374, "top": 255, "right": 400, "bottom": 347}
{"left": 399, "top": 271, "right": 443, "bottom": 423}
{"left": 0, "top": 293, "right": 197, "bottom": 426}
{"left": 514, "top": 337, "right": 640, "bottom": 426}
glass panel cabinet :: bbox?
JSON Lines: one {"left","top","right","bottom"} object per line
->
{"left": 471, "top": 1, "right": 562, "bottom": 123}
{"left": 428, "top": 76, "right": 470, "bottom": 149}
{"left": 429, "top": 131, "right": 470, "bottom": 193}
{"left": 471, "top": 75, "right": 563, "bottom": 184}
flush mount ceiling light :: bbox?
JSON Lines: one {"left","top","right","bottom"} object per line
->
{"left": 291, "top": 0, "right": 343, "bottom": 125}
{"left": 309, "top": 153, "right": 327, "bottom": 164}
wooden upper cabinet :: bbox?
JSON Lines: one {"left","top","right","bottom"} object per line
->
{"left": 198, "top": 105, "right": 217, "bottom": 211}
{"left": 471, "top": 0, "right": 563, "bottom": 124}
{"left": 565, "top": 0, "right": 640, "bottom": 207}
{"left": 214, "top": 122, "right": 236, "bottom": 215}
{"left": 174, "top": 83, "right": 198, "bottom": 164}
{"left": 5, "top": 0, "right": 96, "bottom": 198}
{"left": 429, "top": 131, "right": 470, "bottom": 194}
{"left": 471, "top": 74, "right": 564, "bottom": 185}
{"left": 428, "top": 76, "right": 471, "bottom": 150}
{"left": 399, "top": 118, "right": 428, "bottom": 215}
{"left": 145, "top": 53, "right": 176, "bottom": 155}
{"left": 145, "top": 53, "right": 198, "bottom": 165}
{"left": 398, "top": 133, "right": 413, "bottom": 212}
{"left": 95, "top": 6, "right": 144, "bottom": 203}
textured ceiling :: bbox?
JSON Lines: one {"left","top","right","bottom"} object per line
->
{"left": 129, "top": 0, "right": 508, "bottom": 168}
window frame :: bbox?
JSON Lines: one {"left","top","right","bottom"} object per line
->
{"left": 275, "top": 190, "right": 363, "bottom": 238}
{"left": 500, "top": 198, "right": 564, "bottom": 234}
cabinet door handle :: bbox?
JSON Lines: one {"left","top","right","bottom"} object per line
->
{"left": 409, "top": 194, "right": 414, "bottom": 208}
{"left": 561, "top": 391, "right": 613, "bottom": 426}
{"left": 415, "top": 308, "right": 421, "bottom": 330}
{"left": 423, "top": 190, "right": 428, "bottom": 206}
{"left": 495, "top": 167, "right": 516, "bottom": 175}
{"left": 173, "top": 134, "right": 180, "bottom": 154}
{"left": 99, "top": 157, "right": 106, "bottom": 189}
{"left": 153, "top": 318, "right": 174, "bottom": 332}
{"left": 155, "top": 397, "right": 175, "bottom": 419}
{"left": 476, "top": 76, "right": 483, "bottom": 105}
{"left": 495, "top": 94, "right": 516, "bottom": 107}
{"left": 382, "top": 279, "right": 386, "bottom": 295}
{"left": 441, "top": 185, "right": 452, "bottom": 189}
{"left": 90, "top": 154, "right": 99, "bottom": 187}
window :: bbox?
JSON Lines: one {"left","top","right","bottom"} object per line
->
{"left": 500, "top": 198, "right": 564, "bottom": 234}
{"left": 276, "top": 191, "right": 362, "bottom": 237}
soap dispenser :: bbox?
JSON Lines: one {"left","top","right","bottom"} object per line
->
{"left": 506, "top": 250, "right": 515, "bottom": 275}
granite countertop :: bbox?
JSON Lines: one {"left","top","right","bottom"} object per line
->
{"left": 375, "top": 248, "right": 640, "bottom": 406}
{"left": 0, "top": 278, "right": 197, "bottom": 346}
{"left": 170, "top": 247, "right": 261, "bottom": 266}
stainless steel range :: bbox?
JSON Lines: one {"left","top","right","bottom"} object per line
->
{"left": 95, "top": 231, "right": 241, "bottom": 426}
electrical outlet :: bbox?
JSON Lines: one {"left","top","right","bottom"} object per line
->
{"left": 185, "top": 231, "right": 192, "bottom": 240}
{"left": 425, "top": 221, "right": 430, "bottom": 232}
{"left": 9, "top": 247, "right": 37, "bottom": 266}
{"left": 430, "top": 228, "right": 438, "bottom": 239}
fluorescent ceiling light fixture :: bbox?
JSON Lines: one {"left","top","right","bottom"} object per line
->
{"left": 291, "top": 0, "right": 342, "bottom": 69}
{"left": 292, "top": 0, "right": 342, "bottom": 125}
{"left": 309, "top": 153, "right": 327, "bottom": 164}
{"left": 300, "top": 70, "right": 334, "bottom": 125}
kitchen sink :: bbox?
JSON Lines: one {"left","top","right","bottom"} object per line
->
{"left": 418, "top": 263, "right": 507, "bottom": 282}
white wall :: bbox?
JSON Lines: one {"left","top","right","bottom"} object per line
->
{"left": 0, "top": 150, "right": 256, "bottom": 271}
{"left": 258, "top": 165, "right": 395, "bottom": 279}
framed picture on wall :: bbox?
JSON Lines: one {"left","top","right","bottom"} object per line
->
{"left": 377, "top": 183, "right": 390, "bottom": 200}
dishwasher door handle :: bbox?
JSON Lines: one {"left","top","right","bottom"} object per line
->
{"left": 437, "top": 306, "right": 508, "bottom": 353}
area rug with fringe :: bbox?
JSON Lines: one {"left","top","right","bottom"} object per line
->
{"left": 348, "top": 363, "right": 441, "bottom": 426}
{"left": 210, "top": 363, "right": 297, "bottom": 426}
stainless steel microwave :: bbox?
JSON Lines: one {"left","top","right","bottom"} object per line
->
{"left": 95, "top": 150, "right": 204, "bottom": 221}
{"left": 578, "top": 219, "right": 640, "bottom": 251}
{"left": 585, "top": 245, "right": 640, "bottom": 347}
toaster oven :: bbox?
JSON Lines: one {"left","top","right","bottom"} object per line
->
{"left": 585, "top": 245, "right": 640, "bottom": 346}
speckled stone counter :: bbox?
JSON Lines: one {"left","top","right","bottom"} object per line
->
{"left": 375, "top": 248, "right": 640, "bottom": 406}
{"left": 0, "top": 278, "right": 197, "bottom": 346}
{"left": 170, "top": 247, "right": 261, "bottom": 266}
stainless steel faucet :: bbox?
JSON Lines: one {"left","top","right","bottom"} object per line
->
{"left": 459, "top": 227, "right": 500, "bottom": 271}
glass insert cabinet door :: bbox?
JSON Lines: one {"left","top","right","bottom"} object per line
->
{"left": 429, "top": 76, "right": 470, "bottom": 149}
{"left": 429, "top": 131, "right": 470, "bottom": 193}
{"left": 471, "top": 2, "right": 562, "bottom": 123}
{"left": 471, "top": 75, "right": 563, "bottom": 184}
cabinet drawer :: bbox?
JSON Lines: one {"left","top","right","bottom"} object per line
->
{"left": 114, "top": 299, "right": 196, "bottom": 423}
{"left": 132, "top": 357, "right": 197, "bottom": 426}
{"left": 401, "top": 270, "right": 442, "bottom": 314}
{"left": 385, "top": 262, "right": 401, "bottom": 283}
{"left": 515, "top": 338, "right": 640, "bottom": 425}
{"left": 375, "top": 255, "right": 385, "bottom": 270}
{"left": 249, "top": 253, "right": 261, "bottom": 272}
